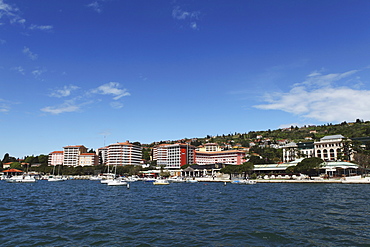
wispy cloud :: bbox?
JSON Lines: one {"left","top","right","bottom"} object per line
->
{"left": 32, "top": 68, "right": 47, "bottom": 78}
{"left": 0, "top": 39, "right": 5, "bottom": 44}
{"left": 42, "top": 82, "right": 130, "bottom": 115}
{"left": 29, "top": 24, "right": 53, "bottom": 31}
{"left": 254, "top": 69, "right": 370, "bottom": 122}
{"left": 172, "top": 5, "right": 200, "bottom": 30}
{"left": 0, "top": 98, "right": 11, "bottom": 113}
{"left": 87, "top": 0, "right": 103, "bottom": 13}
{"left": 49, "top": 85, "right": 79, "bottom": 98}
{"left": 0, "top": 0, "right": 25, "bottom": 25}
{"left": 41, "top": 104, "right": 80, "bottom": 115}
{"left": 11, "top": 66, "right": 24, "bottom": 75}
{"left": 23, "top": 46, "right": 38, "bottom": 60}
{"left": 91, "top": 82, "right": 130, "bottom": 100}
{"left": 110, "top": 101, "right": 124, "bottom": 109}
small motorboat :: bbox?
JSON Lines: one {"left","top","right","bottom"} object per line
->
{"left": 153, "top": 179, "right": 170, "bottom": 185}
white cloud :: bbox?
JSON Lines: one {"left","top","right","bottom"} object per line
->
{"left": 42, "top": 82, "right": 130, "bottom": 114}
{"left": 92, "top": 82, "right": 130, "bottom": 100}
{"left": 87, "top": 1, "right": 102, "bottom": 13}
{"left": 23, "top": 47, "right": 38, "bottom": 60}
{"left": 0, "top": 39, "right": 5, "bottom": 44}
{"left": 254, "top": 69, "right": 370, "bottom": 122}
{"left": 110, "top": 101, "right": 124, "bottom": 109}
{"left": 0, "top": 98, "right": 12, "bottom": 113}
{"left": 29, "top": 24, "right": 53, "bottom": 31}
{"left": 172, "top": 5, "right": 200, "bottom": 30}
{"left": 32, "top": 68, "right": 47, "bottom": 78}
{"left": 0, "top": 0, "right": 25, "bottom": 25}
{"left": 11, "top": 66, "right": 24, "bottom": 75}
{"left": 41, "top": 104, "right": 80, "bottom": 115}
{"left": 49, "top": 85, "right": 79, "bottom": 98}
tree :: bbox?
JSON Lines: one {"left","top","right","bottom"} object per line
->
{"left": 294, "top": 157, "right": 324, "bottom": 177}
{"left": 238, "top": 162, "right": 254, "bottom": 179}
{"left": 10, "top": 162, "right": 23, "bottom": 170}
{"left": 220, "top": 165, "right": 239, "bottom": 180}
{"left": 353, "top": 153, "right": 370, "bottom": 175}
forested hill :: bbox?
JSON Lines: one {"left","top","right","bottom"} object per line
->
{"left": 186, "top": 119, "right": 370, "bottom": 148}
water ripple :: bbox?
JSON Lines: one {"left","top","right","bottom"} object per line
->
{"left": 0, "top": 181, "right": 369, "bottom": 246}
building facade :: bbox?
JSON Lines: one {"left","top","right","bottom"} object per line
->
{"left": 282, "top": 135, "right": 350, "bottom": 162}
{"left": 153, "top": 143, "right": 196, "bottom": 169}
{"left": 314, "top": 135, "right": 346, "bottom": 161}
{"left": 48, "top": 151, "right": 64, "bottom": 166}
{"left": 197, "top": 143, "right": 222, "bottom": 152}
{"left": 63, "top": 145, "right": 87, "bottom": 166}
{"left": 78, "top": 153, "right": 99, "bottom": 166}
{"left": 97, "top": 146, "right": 109, "bottom": 165}
{"left": 195, "top": 150, "right": 246, "bottom": 165}
{"left": 107, "top": 141, "right": 142, "bottom": 166}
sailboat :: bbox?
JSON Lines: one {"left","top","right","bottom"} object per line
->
{"left": 100, "top": 163, "right": 115, "bottom": 184}
{"left": 107, "top": 165, "right": 127, "bottom": 186}
{"left": 48, "top": 165, "right": 66, "bottom": 182}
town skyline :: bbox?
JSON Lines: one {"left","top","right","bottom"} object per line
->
{"left": 2, "top": 0, "right": 370, "bottom": 158}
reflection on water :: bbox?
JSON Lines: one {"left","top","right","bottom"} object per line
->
{"left": 0, "top": 181, "right": 368, "bottom": 246}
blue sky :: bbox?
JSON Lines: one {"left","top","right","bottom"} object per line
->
{"left": 1, "top": 0, "right": 370, "bottom": 158}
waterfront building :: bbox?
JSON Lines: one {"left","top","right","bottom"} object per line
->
{"left": 195, "top": 150, "right": 246, "bottom": 165}
{"left": 97, "top": 146, "right": 109, "bottom": 165}
{"left": 78, "top": 153, "right": 99, "bottom": 166}
{"left": 197, "top": 143, "right": 222, "bottom": 152}
{"left": 314, "top": 135, "right": 347, "bottom": 161}
{"left": 153, "top": 143, "right": 196, "bottom": 169}
{"left": 282, "top": 142, "right": 314, "bottom": 162}
{"left": 107, "top": 141, "right": 142, "bottom": 166}
{"left": 48, "top": 151, "right": 64, "bottom": 166}
{"left": 282, "top": 135, "right": 349, "bottom": 162}
{"left": 63, "top": 145, "right": 87, "bottom": 167}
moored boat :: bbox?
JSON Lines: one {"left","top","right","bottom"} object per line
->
{"left": 107, "top": 178, "right": 128, "bottom": 186}
{"left": 5, "top": 175, "right": 36, "bottom": 183}
{"left": 153, "top": 179, "right": 170, "bottom": 185}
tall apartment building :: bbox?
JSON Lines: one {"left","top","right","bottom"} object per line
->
{"left": 153, "top": 143, "right": 196, "bottom": 169}
{"left": 195, "top": 150, "right": 246, "bottom": 165}
{"left": 48, "top": 151, "right": 64, "bottom": 166}
{"left": 63, "top": 145, "right": 87, "bottom": 166}
{"left": 107, "top": 141, "right": 142, "bottom": 166}
{"left": 96, "top": 146, "right": 109, "bottom": 165}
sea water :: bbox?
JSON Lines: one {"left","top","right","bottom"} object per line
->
{"left": 0, "top": 180, "right": 369, "bottom": 246}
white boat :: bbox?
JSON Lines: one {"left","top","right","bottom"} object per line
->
{"left": 231, "top": 179, "right": 257, "bottom": 185}
{"left": 100, "top": 172, "right": 116, "bottom": 184}
{"left": 107, "top": 178, "right": 128, "bottom": 186}
{"left": 153, "top": 179, "right": 170, "bottom": 185}
{"left": 48, "top": 165, "right": 66, "bottom": 182}
{"left": 186, "top": 179, "right": 199, "bottom": 183}
{"left": 168, "top": 177, "right": 185, "bottom": 183}
{"left": 48, "top": 176, "right": 67, "bottom": 182}
{"left": 5, "top": 175, "right": 36, "bottom": 183}
{"left": 89, "top": 176, "right": 103, "bottom": 181}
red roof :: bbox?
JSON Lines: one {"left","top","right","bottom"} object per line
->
{"left": 2, "top": 169, "right": 23, "bottom": 173}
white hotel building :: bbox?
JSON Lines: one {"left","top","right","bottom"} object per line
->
{"left": 48, "top": 151, "right": 64, "bottom": 166}
{"left": 106, "top": 141, "right": 142, "bottom": 166}
{"left": 195, "top": 150, "right": 246, "bottom": 165}
{"left": 153, "top": 143, "right": 196, "bottom": 169}
{"left": 63, "top": 145, "right": 87, "bottom": 166}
